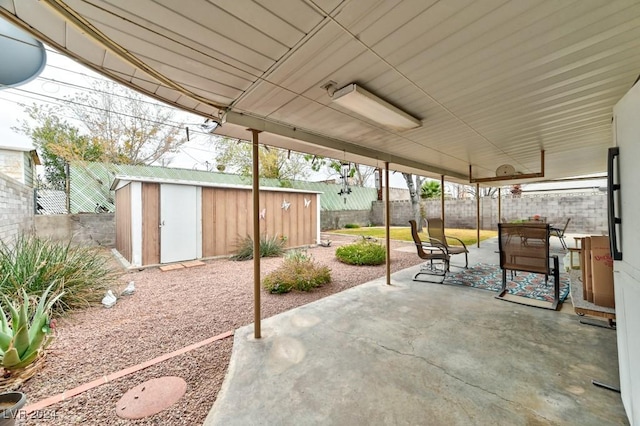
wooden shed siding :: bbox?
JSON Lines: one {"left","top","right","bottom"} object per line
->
{"left": 201, "top": 187, "right": 317, "bottom": 257}
{"left": 142, "top": 183, "right": 160, "bottom": 265}
{"left": 115, "top": 183, "right": 132, "bottom": 262}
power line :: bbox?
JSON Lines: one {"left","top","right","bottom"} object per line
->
{"left": 3, "top": 86, "right": 215, "bottom": 135}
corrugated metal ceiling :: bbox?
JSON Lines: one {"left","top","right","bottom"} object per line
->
{"left": 2, "top": 0, "right": 638, "bottom": 184}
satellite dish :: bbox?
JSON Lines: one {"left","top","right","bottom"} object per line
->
{"left": 0, "top": 18, "right": 47, "bottom": 89}
{"left": 495, "top": 164, "right": 516, "bottom": 177}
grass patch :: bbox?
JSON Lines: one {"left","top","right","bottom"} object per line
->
{"left": 329, "top": 226, "right": 497, "bottom": 246}
{"left": 0, "top": 235, "right": 118, "bottom": 315}
{"left": 343, "top": 223, "right": 360, "bottom": 229}
{"left": 231, "top": 234, "right": 285, "bottom": 261}
{"left": 263, "top": 254, "right": 331, "bottom": 294}
{"left": 335, "top": 239, "right": 386, "bottom": 266}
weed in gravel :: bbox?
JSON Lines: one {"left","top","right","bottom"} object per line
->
{"left": 231, "top": 234, "right": 285, "bottom": 261}
{"left": 263, "top": 257, "right": 331, "bottom": 294}
{"left": 335, "top": 239, "right": 386, "bottom": 266}
{"left": 0, "top": 235, "right": 117, "bottom": 314}
{"left": 284, "top": 249, "right": 310, "bottom": 262}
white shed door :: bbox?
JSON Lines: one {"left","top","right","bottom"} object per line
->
{"left": 160, "top": 184, "right": 197, "bottom": 263}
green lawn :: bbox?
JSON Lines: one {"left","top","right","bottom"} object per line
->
{"left": 328, "top": 226, "right": 497, "bottom": 246}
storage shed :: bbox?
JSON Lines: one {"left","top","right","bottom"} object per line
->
{"left": 111, "top": 176, "right": 321, "bottom": 267}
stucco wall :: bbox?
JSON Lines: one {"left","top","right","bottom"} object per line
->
{"left": 0, "top": 149, "right": 24, "bottom": 184}
{"left": 0, "top": 171, "right": 34, "bottom": 243}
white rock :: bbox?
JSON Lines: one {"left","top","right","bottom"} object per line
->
{"left": 121, "top": 281, "right": 135, "bottom": 296}
{"left": 102, "top": 290, "right": 117, "bottom": 308}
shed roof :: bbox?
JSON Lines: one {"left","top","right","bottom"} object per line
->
{"left": 110, "top": 175, "right": 323, "bottom": 195}
{"left": 70, "top": 162, "right": 378, "bottom": 213}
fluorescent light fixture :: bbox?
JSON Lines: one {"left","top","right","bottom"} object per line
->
{"left": 330, "top": 83, "right": 421, "bottom": 131}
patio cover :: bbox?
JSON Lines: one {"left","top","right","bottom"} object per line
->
{"left": 2, "top": 0, "right": 639, "bottom": 183}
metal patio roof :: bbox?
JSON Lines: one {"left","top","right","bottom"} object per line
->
{"left": 2, "top": 1, "right": 638, "bottom": 184}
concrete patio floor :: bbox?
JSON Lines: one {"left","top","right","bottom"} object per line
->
{"left": 205, "top": 236, "right": 626, "bottom": 425}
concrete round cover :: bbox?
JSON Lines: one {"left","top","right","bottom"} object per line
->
{"left": 115, "top": 376, "right": 187, "bottom": 419}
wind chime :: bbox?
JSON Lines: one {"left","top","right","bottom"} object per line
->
{"left": 338, "top": 161, "right": 352, "bottom": 204}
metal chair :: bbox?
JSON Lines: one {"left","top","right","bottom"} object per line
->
{"left": 550, "top": 218, "right": 571, "bottom": 249}
{"left": 497, "top": 223, "right": 560, "bottom": 310}
{"left": 424, "top": 217, "right": 468, "bottom": 269}
{"left": 408, "top": 220, "right": 450, "bottom": 283}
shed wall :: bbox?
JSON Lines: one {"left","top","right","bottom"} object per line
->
{"left": 115, "top": 184, "right": 132, "bottom": 262}
{"left": 201, "top": 187, "right": 317, "bottom": 257}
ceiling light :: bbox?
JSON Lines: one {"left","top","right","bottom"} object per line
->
{"left": 330, "top": 83, "right": 421, "bottom": 131}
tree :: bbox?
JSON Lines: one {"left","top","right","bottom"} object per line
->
{"left": 468, "top": 185, "right": 498, "bottom": 198}
{"left": 15, "top": 105, "right": 104, "bottom": 190}
{"left": 421, "top": 180, "right": 441, "bottom": 199}
{"left": 214, "top": 138, "right": 310, "bottom": 182}
{"left": 65, "top": 80, "right": 187, "bottom": 165}
{"left": 402, "top": 173, "right": 424, "bottom": 231}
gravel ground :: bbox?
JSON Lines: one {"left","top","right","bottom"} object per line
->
{"left": 17, "top": 234, "right": 424, "bottom": 425}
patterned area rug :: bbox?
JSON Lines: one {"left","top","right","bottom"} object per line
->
{"left": 445, "top": 263, "right": 570, "bottom": 304}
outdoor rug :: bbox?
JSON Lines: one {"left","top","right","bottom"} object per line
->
{"left": 445, "top": 263, "right": 570, "bottom": 304}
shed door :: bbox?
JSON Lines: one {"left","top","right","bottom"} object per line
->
{"left": 160, "top": 184, "right": 197, "bottom": 263}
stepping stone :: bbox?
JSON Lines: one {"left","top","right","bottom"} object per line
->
{"left": 116, "top": 376, "right": 187, "bottom": 419}
{"left": 181, "top": 260, "right": 205, "bottom": 268}
{"left": 159, "top": 264, "right": 185, "bottom": 272}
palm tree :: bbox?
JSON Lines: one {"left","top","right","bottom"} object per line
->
{"left": 421, "top": 180, "right": 442, "bottom": 199}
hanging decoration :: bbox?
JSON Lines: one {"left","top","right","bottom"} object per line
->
{"left": 304, "top": 198, "right": 311, "bottom": 208}
{"left": 259, "top": 208, "right": 266, "bottom": 220}
{"left": 338, "top": 161, "right": 352, "bottom": 204}
{"left": 281, "top": 200, "right": 291, "bottom": 211}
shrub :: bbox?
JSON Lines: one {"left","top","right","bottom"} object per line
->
{"left": 344, "top": 223, "right": 360, "bottom": 229}
{"left": 0, "top": 235, "right": 117, "bottom": 314}
{"left": 335, "top": 239, "right": 386, "bottom": 266}
{"left": 263, "top": 257, "right": 331, "bottom": 294}
{"left": 232, "top": 234, "right": 285, "bottom": 261}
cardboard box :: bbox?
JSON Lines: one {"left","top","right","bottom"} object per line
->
{"left": 582, "top": 237, "right": 593, "bottom": 302}
{"left": 590, "top": 236, "right": 615, "bottom": 308}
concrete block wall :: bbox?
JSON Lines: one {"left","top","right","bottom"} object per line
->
{"left": 321, "top": 210, "right": 371, "bottom": 230}
{"left": 501, "top": 194, "right": 607, "bottom": 234}
{"left": 0, "top": 172, "right": 34, "bottom": 243}
{"left": 35, "top": 213, "right": 115, "bottom": 247}
{"left": 370, "top": 193, "right": 608, "bottom": 234}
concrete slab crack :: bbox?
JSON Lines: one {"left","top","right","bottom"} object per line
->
{"left": 374, "top": 341, "right": 555, "bottom": 424}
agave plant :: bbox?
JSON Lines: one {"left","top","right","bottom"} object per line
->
{"left": 0, "top": 283, "right": 63, "bottom": 370}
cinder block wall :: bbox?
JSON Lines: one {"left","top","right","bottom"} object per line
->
{"left": 321, "top": 210, "right": 371, "bottom": 230}
{"left": 0, "top": 172, "right": 34, "bottom": 243}
{"left": 35, "top": 213, "right": 115, "bottom": 247}
{"left": 370, "top": 193, "right": 607, "bottom": 234}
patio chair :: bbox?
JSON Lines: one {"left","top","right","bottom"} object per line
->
{"left": 424, "top": 217, "right": 468, "bottom": 268}
{"left": 550, "top": 218, "right": 570, "bottom": 249}
{"left": 408, "top": 220, "right": 450, "bottom": 283}
{"left": 497, "top": 223, "right": 560, "bottom": 310}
